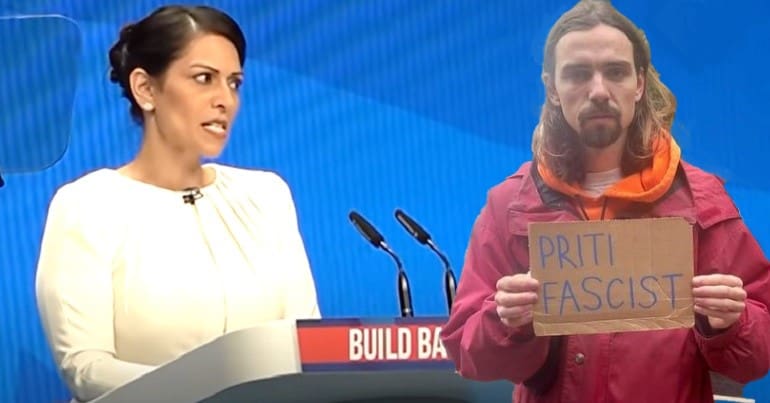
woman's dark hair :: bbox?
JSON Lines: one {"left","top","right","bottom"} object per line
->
{"left": 108, "top": 5, "right": 246, "bottom": 124}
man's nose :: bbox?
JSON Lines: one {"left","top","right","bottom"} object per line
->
{"left": 588, "top": 72, "right": 610, "bottom": 103}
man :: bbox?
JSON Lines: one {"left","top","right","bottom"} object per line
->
{"left": 440, "top": 1, "right": 770, "bottom": 402}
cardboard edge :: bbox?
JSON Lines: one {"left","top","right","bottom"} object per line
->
{"left": 534, "top": 316, "right": 695, "bottom": 336}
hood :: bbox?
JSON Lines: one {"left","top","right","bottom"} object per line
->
{"left": 536, "top": 130, "right": 682, "bottom": 220}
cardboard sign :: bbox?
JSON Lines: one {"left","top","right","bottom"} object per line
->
{"left": 527, "top": 217, "right": 694, "bottom": 336}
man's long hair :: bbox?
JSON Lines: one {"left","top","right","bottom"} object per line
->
{"left": 532, "top": 0, "right": 677, "bottom": 184}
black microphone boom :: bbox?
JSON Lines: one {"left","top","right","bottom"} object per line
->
{"left": 394, "top": 208, "right": 457, "bottom": 312}
{"left": 348, "top": 210, "right": 414, "bottom": 318}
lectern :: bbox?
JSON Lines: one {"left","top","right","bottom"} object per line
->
{"left": 91, "top": 317, "right": 512, "bottom": 403}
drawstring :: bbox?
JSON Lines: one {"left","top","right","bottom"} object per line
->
{"left": 574, "top": 196, "right": 590, "bottom": 221}
{"left": 573, "top": 196, "right": 610, "bottom": 220}
{"left": 600, "top": 198, "right": 609, "bottom": 220}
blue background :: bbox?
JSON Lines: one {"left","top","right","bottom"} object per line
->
{"left": 1, "top": 1, "right": 768, "bottom": 402}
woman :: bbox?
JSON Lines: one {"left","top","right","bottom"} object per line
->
{"left": 35, "top": 6, "right": 321, "bottom": 402}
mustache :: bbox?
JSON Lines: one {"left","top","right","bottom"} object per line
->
{"left": 578, "top": 105, "right": 620, "bottom": 122}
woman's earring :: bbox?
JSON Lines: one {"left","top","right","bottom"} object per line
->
{"left": 141, "top": 102, "right": 154, "bottom": 112}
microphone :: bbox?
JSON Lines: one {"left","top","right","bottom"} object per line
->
{"left": 182, "top": 187, "right": 203, "bottom": 205}
{"left": 394, "top": 208, "right": 457, "bottom": 312}
{"left": 348, "top": 210, "right": 413, "bottom": 318}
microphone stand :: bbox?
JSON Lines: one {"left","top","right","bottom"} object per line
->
{"left": 381, "top": 244, "right": 414, "bottom": 318}
{"left": 426, "top": 240, "right": 456, "bottom": 312}
{"left": 393, "top": 209, "right": 457, "bottom": 313}
{"left": 348, "top": 210, "right": 414, "bottom": 318}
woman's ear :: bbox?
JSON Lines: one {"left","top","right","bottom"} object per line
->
{"left": 129, "top": 68, "right": 155, "bottom": 112}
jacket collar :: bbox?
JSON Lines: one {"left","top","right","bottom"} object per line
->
{"left": 505, "top": 161, "right": 699, "bottom": 236}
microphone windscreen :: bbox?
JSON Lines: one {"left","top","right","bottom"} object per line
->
{"left": 349, "top": 211, "right": 384, "bottom": 247}
{"left": 394, "top": 209, "right": 430, "bottom": 244}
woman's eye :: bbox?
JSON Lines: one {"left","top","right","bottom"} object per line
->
{"left": 194, "top": 73, "right": 212, "bottom": 84}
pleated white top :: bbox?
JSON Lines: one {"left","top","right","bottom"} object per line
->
{"left": 35, "top": 163, "right": 321, "bottom": 402}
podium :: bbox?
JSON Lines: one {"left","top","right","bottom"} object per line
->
{"left": 91, "top": 317, "right": 513, "bottom": 403}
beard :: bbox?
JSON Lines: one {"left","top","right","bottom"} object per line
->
{"left": 579, "top": 118, "right": 622, "bottom": 148}
{"left": 537, "top": 101, "right": 644, "bottom": 184}
{"left": 577, "top": 103, "right": 622, "bottom": 149}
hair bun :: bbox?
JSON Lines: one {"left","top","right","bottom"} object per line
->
{"left": 108, "top": 23, "right": 136, "bottom": 84}
{"left": 118, "top": 23, "right": 135, "bottom": 41}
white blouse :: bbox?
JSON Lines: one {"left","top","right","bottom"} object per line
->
{"left": 35, "top": 163, "right": 321, "bottom": 402}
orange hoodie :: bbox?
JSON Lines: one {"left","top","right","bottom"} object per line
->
{"left": 537, "top": 131, "right": 681, "bottom": 220}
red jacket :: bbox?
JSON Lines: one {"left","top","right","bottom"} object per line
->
{"left": 440, "top": 160, "right": 770, "bottom": 402}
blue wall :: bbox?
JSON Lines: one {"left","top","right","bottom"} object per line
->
{"left": 1, "top": 1, "right": 768, "bottom": 401}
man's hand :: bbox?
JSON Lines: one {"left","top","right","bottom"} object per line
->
{"left": 495, "top": 273, "right": 539, "bottom": 329}
{"left": 692, "top": 274, "right": 747, "bottom": 330}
